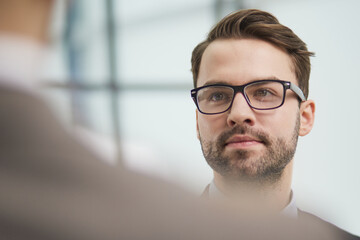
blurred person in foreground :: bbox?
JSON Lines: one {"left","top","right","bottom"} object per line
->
{"left": 0, "top": 0, "right": 346, "bottom": 239}
{"left": 191, "top": 9, "right": 359, "bottom": 239}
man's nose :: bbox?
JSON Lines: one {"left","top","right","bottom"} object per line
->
{"left": 226, "top": 93, "right": 256, "bottom": 128}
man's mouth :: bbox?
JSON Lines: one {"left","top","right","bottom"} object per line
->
{"left": 224, "top": 135, "right": 264, "bottom": 149}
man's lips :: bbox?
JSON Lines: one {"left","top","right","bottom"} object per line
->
{"left": 224, "top": 135, "right": 264, "bottom": 148}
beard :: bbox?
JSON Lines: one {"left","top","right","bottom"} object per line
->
{"left": 199, "top": 117, "right": 300, "bottom": 185}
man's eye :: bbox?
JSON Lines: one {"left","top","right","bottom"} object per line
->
{"left": 209, "top": 92, "right": 226, "bottom": 101}
{"left": 253, "top": 89, "right": 274, "bottom": 97}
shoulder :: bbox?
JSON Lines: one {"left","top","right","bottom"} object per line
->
{"left": 298, "top": 209, "right": 360, "bottom": 240}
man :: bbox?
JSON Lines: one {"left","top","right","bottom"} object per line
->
{"left": 191, "top": 9, "right": 359, "bottom": 238}
{"left": 0, "top": 1, "right": 328, "bottom": 239}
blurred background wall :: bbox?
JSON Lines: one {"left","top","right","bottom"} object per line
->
{"left": 43, "top": 0, "right": 360, "bottom": 235}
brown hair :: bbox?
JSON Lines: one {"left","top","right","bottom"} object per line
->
{"left": 191, "top": 9, "right": 314, "bottom": 98}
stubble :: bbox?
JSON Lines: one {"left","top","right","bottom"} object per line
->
{"left": 199, "top": 117, "right": 300, "bottom": 185}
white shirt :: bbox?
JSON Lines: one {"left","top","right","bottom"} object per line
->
{"left": 208, "top": 180, "right": 298, "bottom": 218}
{"left": 0, "top": 33, "right": 47, "bottom": 96}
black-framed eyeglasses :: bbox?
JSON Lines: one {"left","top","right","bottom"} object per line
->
{"left": 191, "top": 80, "right": 306, "bottom": 115}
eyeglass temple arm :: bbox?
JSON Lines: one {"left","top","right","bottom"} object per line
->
{"left": 289, "top": 83, "right": 306, "bottom": 101}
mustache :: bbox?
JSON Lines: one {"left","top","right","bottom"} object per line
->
{"left": 217, "top": 125, "right": 271, "bottom": 147}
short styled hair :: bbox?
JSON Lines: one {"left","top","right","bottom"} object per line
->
{"left": 191, "top": 9, "right": 314, "bottom": 99}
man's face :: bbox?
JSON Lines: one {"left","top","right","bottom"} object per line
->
{"left": 196, "top": 38, "right": 303, "bottom": 184}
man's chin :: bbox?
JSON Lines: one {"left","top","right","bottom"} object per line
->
{"left": 224, "top": 150, "right": 262, "bottom": 168}
{"left": 221, "top": 158, "right": 284, "bottom": 184}
{"left": 226, "top": 163, "right": 286, "bottom": 185}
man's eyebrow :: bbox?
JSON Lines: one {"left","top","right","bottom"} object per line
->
{"left": 202, "top": 80, "right": 229, "bottom": 86}
{"left": 202, "top": 76, "right": 281, "bottom": 86}
{"left": 263, "top": 76, "right": 281, "bottom": 81}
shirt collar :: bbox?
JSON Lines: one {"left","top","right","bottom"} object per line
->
{"left": 208, "top": 180, "right": 298, "bottom": 218}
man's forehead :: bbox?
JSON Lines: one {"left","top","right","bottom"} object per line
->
{"left": 197, "top": 39, "right": 296, "bottom": 87}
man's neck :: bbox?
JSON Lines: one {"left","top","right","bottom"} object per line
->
{"left": 0, "top": 0, "right": 53, "bottom": 43}
{"left": 213, "top": 161, "right": 293, "bottom": 213}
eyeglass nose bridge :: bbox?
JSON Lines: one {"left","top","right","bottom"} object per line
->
{"left": 228, "top": 85, "right": 253, "bottom": 110}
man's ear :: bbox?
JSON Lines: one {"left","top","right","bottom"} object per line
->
{"left": 196, "top": 110, "right": 200, "bottom": 140}
{"left": 299, "top": 100, "right": 315, "bottom": 136}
